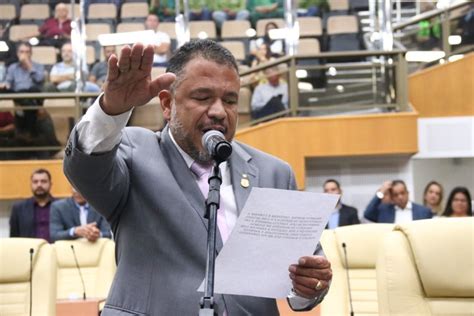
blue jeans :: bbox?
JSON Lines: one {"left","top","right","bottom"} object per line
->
{"left": 212, "top": 10, "right": 250, "bottom": 29}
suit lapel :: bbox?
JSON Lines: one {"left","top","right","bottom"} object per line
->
{"left": 229, "top": 143, "right": 258, "bottom": 214}
{"left": 159, "top": 127, "right": 209, "bottom": 231}
{"left": 68, "top": 198, "right": 82, "bottom": 226}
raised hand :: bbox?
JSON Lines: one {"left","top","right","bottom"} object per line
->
{"left": 101, "top": 43, "right": 176, "bottom": 116}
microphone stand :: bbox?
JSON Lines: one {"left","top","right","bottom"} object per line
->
{"left": 199, "top": 160, "right": 224, "bottom": 316}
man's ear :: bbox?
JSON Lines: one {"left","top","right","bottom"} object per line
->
{"left": 159, "top": 90, "right": 172, "bottom": 121}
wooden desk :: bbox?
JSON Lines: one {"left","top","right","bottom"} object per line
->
{"left": 56, "top": 298, "right": 105, "bottom": 316}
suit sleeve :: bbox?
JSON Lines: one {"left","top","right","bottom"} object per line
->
{"left": 63, "top": 127, "right": 131, "bottom": 224}
{"left": 9, "top": 204, "right": 20, "bottom": 237}
{"left": 364, "top": 196, "right": 383, "bottom": 222}
{"left": 50, "top": 202, "right": 75, "bottom": 242}
{"left": 97, "top": 216, "right": 112, "bottom": 239}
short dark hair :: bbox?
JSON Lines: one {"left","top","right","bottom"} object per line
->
{"left": 391, "top": 179, "right": 407, "bottom": 190}
{"left": 17, "top": 41, "right": 32, "bottom": 52}
{"left": 323, "top": 179, "right": 340, "bottom": 189}
{"left": 31, "top": 168, "right": 51, "bottom": 181}
{"left": 443, "top": 187, "right": 472, "bottom": 217}
{"left": 166, "top": 39, "right": 238, "bottom": 90}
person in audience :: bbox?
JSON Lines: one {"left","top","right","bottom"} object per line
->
{"left": 38, "top": 3, "right": 72, "bottom": 48}
{"left": 189, "top": 0, "right": 213, "bottom": 21}
{"left": 251, "top": 66, "right": 288, "bottom": 119}
{"left": 364, "top": 180, "right": 432, "bottom": 223}
{"left": 0, "top": 42, "right": 45, "bottom": 137}
{"left": 323, "top": 179, "right": 360, "bottom": 228}
{"left": 442, "top": 187, "right": 472, "bottom": 217}
{"left": 298, "top": 0, "right": 328, "bottom": 17}
{"left": 50, "top": 188, "right": 112, "bottom": 242}
{"left": 212, "top": 0, "right": 250, "bottom": 30}
{"left": 248, "top": 0, "right": 284, "bottom": 27}
{"left": 89, "top": 46, "right": 116, "bottom": 88}
{"left": 9, "top": 169, "right": 55, "bottom": 242}
{"left": 47, "top": 42, "right": 100, "bottom": 93}
{"left": 423, "top": 180, "right": 444, "bottom": 216}
{"left": 249, "top": 21, "right": 285, "bottom": 58}
{"left": 150, "top": 0, "right": 176, "bottom": 22}
{"left": 63, "top": 39, "right": 331, "bottom": 315}
{"left": 144, "top": 14, "right": 172, "bottom": 67}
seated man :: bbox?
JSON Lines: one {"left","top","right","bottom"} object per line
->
{"left": 251, "top": 66, "right": 288, "bottom": 119}
{"left": 212, "top": 0, "right": 249, "bottom": 30}
{"left": 364, "top": 180, "right": 432, "bottom": 223}
{"left": 323, "top": 179, "right": 360, "bottom": 229}
{"left": 48, "top": 42, "right": 100, "bottom": 93}
{"left": 248, "top": 0, "right": 284, "bottom": 27}
{"left": 89, "top": 45, "right": 116, "bottom": 87}
{"left": 144, "top": 14, "right": 172, "bottom": 66}
{"left": 38, "top": 3, "right": 72, "bottom": 48}
{"left": 50, "top": 188, "right": 112, "bottom": 242}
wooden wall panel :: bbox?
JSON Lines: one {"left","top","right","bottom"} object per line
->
{"left": 409, "top": 53, "right": 474, "bottom": 117}
{"left": 0, "top": 160, "right": 71, "bottom": 199}
{"left": 236, "top": 113, "right": 419, "bottom": 189}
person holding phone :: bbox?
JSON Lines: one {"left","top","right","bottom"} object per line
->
{"left": 364, "top": 180, "right": 432, "bottom": 223}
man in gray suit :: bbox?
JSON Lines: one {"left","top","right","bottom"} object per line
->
{"left": 50, "top": 188, "right": 112, "bottom": 242}
{"left": 64, "top": 39, "right": 332, "bottom": 315}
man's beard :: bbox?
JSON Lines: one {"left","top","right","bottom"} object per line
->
{"left": 169, "top": 106, "right": 212, "bottom": 164}
{"left": 33, "top": 189, "right": 49, "bottom": 199}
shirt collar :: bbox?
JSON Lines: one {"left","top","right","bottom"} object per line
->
{"left": 73, "top": 200, "right": 89, "bottom": 210}
{"left": 395, "top": 201, "right": 413, "bottom": 212}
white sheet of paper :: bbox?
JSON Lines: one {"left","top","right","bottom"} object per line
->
{"left": 198, "top": 187, "right": 339, "bottom": 299}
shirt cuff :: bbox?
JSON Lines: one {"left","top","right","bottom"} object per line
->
{"left": 69, "top": 227, "right": 75, "bottom": 237}
{"left": 287, "top": 287, "right": 328, "bottom": 311}
{"left": 76, "top": 93, "right": 133, "bottom": 154}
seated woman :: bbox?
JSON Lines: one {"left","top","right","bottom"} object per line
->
{"left": 442, "top": 187, "right": 472, "bottom": 217}
{"left": 423, "top": 181, "right": 444, "bottom": 216}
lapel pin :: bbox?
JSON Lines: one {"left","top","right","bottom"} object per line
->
{"left": 240, "top": 174, "right": 250, "bottom": 188}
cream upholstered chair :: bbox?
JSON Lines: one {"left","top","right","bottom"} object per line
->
{"left": 0, "top": 238, "right": 57, "bottom": 316}
{"left": 377, "top": 218, "right": 474, "bottom": 316}
{"left": 53, "top": 238, "right": 115, "bottom": 300}
{"left": 320, "top": 224, "right": 394, "bottom": 316}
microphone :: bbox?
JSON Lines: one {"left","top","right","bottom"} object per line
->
{"left": 29, "top": 248, "right": 34, "bottom": 316}
{"left": 202, "top": 130, "right": 232, "bottom": 162}
{"left": 342, "top": 243, "right": 354, "bottom": 316}
{"left": 70, "top": 245, "right": 87, "bottom": 300}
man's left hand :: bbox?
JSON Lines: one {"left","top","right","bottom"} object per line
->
{"left": 289, "top": 256, "right": 332, "bottom": 299}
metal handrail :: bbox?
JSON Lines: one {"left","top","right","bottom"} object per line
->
{"left": 393, "top": 1, "right": 471, "bottom": 31}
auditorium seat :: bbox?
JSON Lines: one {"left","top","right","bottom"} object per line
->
{"left": 319, "top": 224, "right": 394, "bottom": 316}
{"left": 116, "top": 22, "right": 145, "bottom": 33}
{"left": 221, "top": 20, "right": 252, "bottom": 40}
{"left": 151, "top": 66, "right": 166, "bottom": 79}
{"left": 0, "top": 238, "right": 57, "bottom": 316}
{"left": 157, "top": 22, "right": 177, "bottom": 40}
{"left": 220, "top": 41, "right": 246, "bottom": 63}
{"left": 297, "top": 38, "right": 321, "bottom": 57}
{"left": 120, "top": 2, "right": 148, "bottom": 23}
{"left": 87, "top": 3, "right": 117, "bottom": 26}
{"left": 129, "top": 97, "right": 164, "bottom": 131}
{"left": 19, "top": 4, "right": 50, "bottom": 25}
{"left": 31, "top": 46, "right": 57, "bottom": 70}
{"left": 53, "top": 238, "right": 116, "bottom": 301}
{"left": 85, "top": 23, "right": 112, "bottom": 42}
{"left": 328, "top": 0, "right": 349, "bottom": 13}
{"left": 190, "top": 21, "right": 217, "bottom": 39}
{"left": 0, "top": 4, "right": 16, "bottom": 24}
{"left": 297, "top": 17, "right": 323, "bottom": 38}
{"left": 67, "top": 3, "right": 80, "bottom": 19}
{"left": 327, "top": 15, "right": 360, "bottom": 52}
{"left": 238, "top": 87, "right": 252, "bottom": 125}
{"left": 9, "top": 24, "right": 39, "bottom": 42}
{"left": 256, "top": 18, "right": 285, "bottom": 37}
{"left": 377, "top": 218, "right": 474, "bottom": 315}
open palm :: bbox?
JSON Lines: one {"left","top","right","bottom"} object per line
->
{"left": 102, "top": 43, "right": 175, "bottom": 115}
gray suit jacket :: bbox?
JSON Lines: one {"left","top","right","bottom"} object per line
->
{"left": 64, "top": 126, "right": 321, "bottom": 315}
{"left": 50, "top": 197, "right": 112, "bottom": 242}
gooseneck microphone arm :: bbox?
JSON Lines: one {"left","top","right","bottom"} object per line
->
{"left": 342, "top": 243, "right": 354, "bottom": 316}
{"left": 199, "top": 130, "right": 232, "bottom": 316}
{"left": 29, "top": 248, "right": 34, "bottom": 316}
{"left": 70, "top": 245, "right": 87, "bottom": 300}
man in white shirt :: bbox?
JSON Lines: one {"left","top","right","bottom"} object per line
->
{"left": 364, "top": 180, "right": 432, "bottom": 223}
{"left": 144, "top": 14, "right": 172, "bottom": 66}
{"left": 63, "top": 39, "right": 332, "bottom": 315}
{"left": 251, "top": 66, "right": 288, "bottom": 119}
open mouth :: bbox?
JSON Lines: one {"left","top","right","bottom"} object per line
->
{"left": 202, "top": 126, "right": 226, "bottom": 135}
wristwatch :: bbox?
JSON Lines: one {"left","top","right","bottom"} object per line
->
{"left": 376, "top": 191, "right": 384, "bottom": 199}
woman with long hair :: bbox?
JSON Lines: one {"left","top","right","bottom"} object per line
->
{"left": 442, "top": 187, "right": 472, "bottom": 217}
{"left": 423, "top": 181, "right": 444, "bottom": 215}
